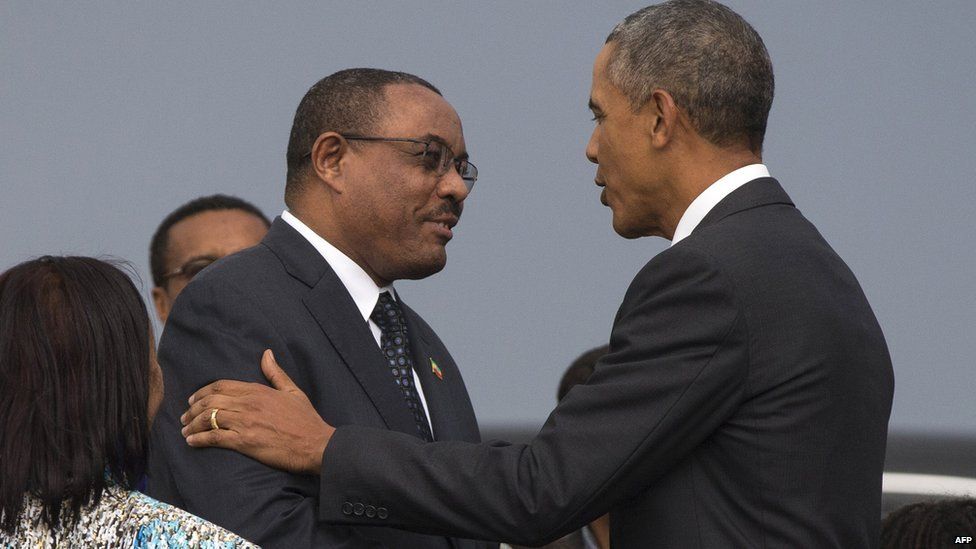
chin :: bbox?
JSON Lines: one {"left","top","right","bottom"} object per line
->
{"left": 397, "top": 251, "right": 448, "bottom": 281}
{"left": 611, "top": 217, "right": 644, "bottom": 240}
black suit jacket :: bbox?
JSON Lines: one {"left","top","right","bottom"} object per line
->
{"left": 148, "top": 218, "right": 494, "bottom": 549}
{"left": 317, "top": 179, "right": 895, "bottom": 548}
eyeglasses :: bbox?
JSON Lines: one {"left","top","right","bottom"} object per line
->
{"left": 340, "top": 135, "right": 478, "bottom": 191}
{"left": 161, "top": 256, "right": 218, "bottom": 283}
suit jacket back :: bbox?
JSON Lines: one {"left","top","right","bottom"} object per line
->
{"left": 317, "top": 178, "right": 894, "bottom": 548}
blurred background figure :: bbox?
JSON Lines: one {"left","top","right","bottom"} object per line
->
{"left": 0, "top": 256, "right": 256, "bottom": 547}
{"left": 149, "top": 194, "right": 270, "bottom": 324}
{"left": 507, "top": 345, "right": 611, "bottom": 549}
{"left": 880, "top": 498, "right": 976, "bottom": 549}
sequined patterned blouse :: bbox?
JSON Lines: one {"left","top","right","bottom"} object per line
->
{"left": 0, "top": 486, "right": 259, "bottom": 548}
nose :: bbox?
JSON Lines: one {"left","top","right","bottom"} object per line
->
{"left": 585, "top": 126, "right": 599, "bottom": 164}
{"left": 437, "top": 167, "right": 470, "bottom": 204}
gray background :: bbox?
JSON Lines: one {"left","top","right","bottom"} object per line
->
{"left": 3, "top": 1, "right": 974, "bottom": 436}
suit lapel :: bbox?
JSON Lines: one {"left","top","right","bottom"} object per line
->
{"left": 262, "top": 217, "right": 420, "bottom": 437}
{"left": 303, "top": 281, "right": 422, "bottom": 436}
{"left": 399, "top": 300, "right": 456, "bottom": 442}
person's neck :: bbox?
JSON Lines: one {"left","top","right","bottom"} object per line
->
{"left": 289, "top": 203, "right": 390, "bottom": 288}
{"left": 663, "top": 145, "right": 761, "bottom": 238}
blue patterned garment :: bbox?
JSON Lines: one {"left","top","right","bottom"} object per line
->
{"left": 0, "top": 486, "right": 258, "bottom": 548}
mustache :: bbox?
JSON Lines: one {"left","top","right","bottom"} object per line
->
{"left": 428, "top": 200, "right": 462, "bottom": 219}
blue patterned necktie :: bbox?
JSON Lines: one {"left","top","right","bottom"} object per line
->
{"left": 370, "top": 291, "right": 433, "bottom": 442}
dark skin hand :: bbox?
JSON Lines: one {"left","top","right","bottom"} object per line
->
{"left": 180, "top": 349, "right": 334, "bottom": 475}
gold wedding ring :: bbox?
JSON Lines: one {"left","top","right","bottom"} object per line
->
{"left": 210, "top": 408, "right": 220, "bottom": 431}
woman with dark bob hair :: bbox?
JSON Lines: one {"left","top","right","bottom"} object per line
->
{"left": 0, "top": 256, "right": 257, "bottom": 547}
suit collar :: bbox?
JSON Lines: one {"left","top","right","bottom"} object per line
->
{"left": 261, "top": 217, "right": 329, "bottom": 288}
{"left": 280, "top": 211, "right": 395, "bottom": 322}
{"left": 263, "top": 217, "right": 427, "bottom": 437}
{"left": 671, "top": 164, "right": 770, "bottom": 245}
{"left": 695, "top": 177, "right": 795, "bottom": 233}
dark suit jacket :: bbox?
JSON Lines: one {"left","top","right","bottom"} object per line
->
{"left": 510, "top": 528, "right": 593, "bottom": 549}
{"left": 148, "top": 218, "right": 494, "bottom": 549}
{"left": 318, "top": 179, "right": 895, "bottom": 548}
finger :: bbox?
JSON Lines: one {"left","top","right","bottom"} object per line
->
{"left": 186, "top": 427, "right": 243, "bottom": 450}
{"left": 181, "top": 393, "right": 237, "bottom": 425}
{"left": 188, "top": 378, "right": 255, "bottom": 405}
{"left": 261, "top": 349, "right": 299, "bottom": 392}
{"left": 181, "top": 407, "right": 242, "bottom": 437}
{"left": 182, "top": 406, "right": 214, "bottom": 437}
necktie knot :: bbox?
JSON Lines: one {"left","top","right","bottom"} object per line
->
{"left": 371, "top": 291, "right": 405, "bottom": 335}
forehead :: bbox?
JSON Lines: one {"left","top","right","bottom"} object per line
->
{"left": 589, "top": 44, "right": 615, "bottom": 106}
{"left": 378, "top": 84, "right": 464, "bottom": 150}
{"left": 166, "top": 209, "right": 267, "bottom": 263}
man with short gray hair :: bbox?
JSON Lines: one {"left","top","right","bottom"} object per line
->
{"left": 180, "top": 2, "right": 893, "bottom": 546}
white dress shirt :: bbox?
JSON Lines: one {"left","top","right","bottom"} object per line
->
{"left": 670, "top": 163, "right": 770, "bottom": 246}
{"left": 281, "top": 210, "right": 434, "bottom": 435}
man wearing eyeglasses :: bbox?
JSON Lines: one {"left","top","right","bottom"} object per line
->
{"left": 147, "top": 69, "right": 492, "bottom": 549}
{"left": 178, "top": 1, "right": 893, "bottom": 547}
{"left": 149, "top": 194, "right": 270, "bottom": 324}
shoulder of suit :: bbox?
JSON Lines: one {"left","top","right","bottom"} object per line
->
{"left": 191, "top": 243, "right": 279, "bottom": 286}
{"left": 627, "top": 243, "right": 732, "bottom": 302}
{"left": 173, "top": 246, "right": 283, "bottom": 312}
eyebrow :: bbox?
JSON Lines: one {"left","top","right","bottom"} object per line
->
{"left": 185, "top": 253, "right": 219, "bottom": 262}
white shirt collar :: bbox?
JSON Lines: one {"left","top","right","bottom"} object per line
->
{"left": 281, "top": 210, "right": 394, "bottom": 322}
{"left": 670, "top": 163, "right": 770, "bottom": 246}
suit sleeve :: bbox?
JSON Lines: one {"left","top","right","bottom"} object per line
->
{"left": 147, "top": 276, "right": 385, "bottom": 549}
{"left": 317, "top": 245, "right": 750, "bottom": 546}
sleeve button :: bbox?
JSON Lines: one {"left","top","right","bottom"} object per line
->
{"left": 377, "top": 507, "right": 389, "bottom": 520}
{"left": 365, "top": 505, "right": 376, "bottom": 518}
{"left": 341, "top": 502, "right": 353, "bottom": 516}
{"left": 353, "top": 502, "right": 365, "bottom": 516}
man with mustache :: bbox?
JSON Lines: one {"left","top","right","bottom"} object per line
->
{"left": 149, "top": 68, "right": 492, "bottom": 549}
{"left": 181, "top": 1, "right": 894, "bottom": 546}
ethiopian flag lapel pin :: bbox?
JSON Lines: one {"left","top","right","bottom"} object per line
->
{"left": 429, "top": 358, "right": 444, "bottom": 380}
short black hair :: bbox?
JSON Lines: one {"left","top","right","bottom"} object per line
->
{"left": 284, "top": 68, "right": 441, "bottom": 206}
{"left": 0, "top": 256, "right": 152, "bottom": 533}
{"left": 149, "top": 194, "right": 270, "bottom": 287}
{"left": 881, "top": 498, "right": 976, "bottom": 548}
{"left": 606, "top": 0, "right": 774, "bottom": 153}
{"left": 558, "top": 345, "right": 610, "bottom": 401}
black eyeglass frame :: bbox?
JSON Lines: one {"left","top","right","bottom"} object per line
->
{"left": 160, "top": 255, "right": 219, "bottom": 283}
{"left": 304, "top": 134, "right": 478, "bottom": 188}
